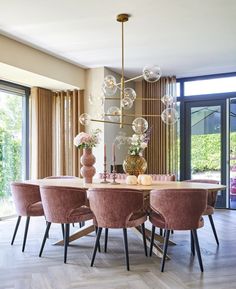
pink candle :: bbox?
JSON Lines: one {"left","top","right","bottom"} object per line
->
{"left": 112, "top": 143, "right": 115, "bottom": 163}
{"left": 104, "top": 144, "right": 107, "bottom": 162}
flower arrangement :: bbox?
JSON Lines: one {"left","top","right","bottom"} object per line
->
{"left": 127, "top": 133, "right": 148, "bottom": 156}
{"left": 74, "top": 129, "right": 101, "bottom": 149}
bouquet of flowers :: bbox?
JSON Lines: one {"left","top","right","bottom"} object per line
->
{"left": 127, "top": 133, "right": 148, "bottom": 156}
{"left": 74, "top": 129, "right": 101, "bottom": 149}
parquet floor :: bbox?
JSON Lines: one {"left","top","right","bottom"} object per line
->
{"left": 0, "top": 210, "right": 236, "bottom": 289}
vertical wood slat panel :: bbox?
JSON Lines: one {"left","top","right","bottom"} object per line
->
{"left": 142, "top": 78, "right": 177, "bottom": 174}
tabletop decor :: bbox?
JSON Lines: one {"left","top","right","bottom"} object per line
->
{"left": 123, "top": 133, "right": 148, "bottom": 176}
{"left": 74, "top": 129, "right": 101, "bottom": 183}
{"left": 111, "top": 143, "right": 120, "bottom": 184}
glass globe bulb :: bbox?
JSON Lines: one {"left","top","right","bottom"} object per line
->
{"left": 104, "top": 75, "right": 116, "bottom": 88}
{"left": 102, "top": 83, "right": 117, "bottom": 97}
{"left": 124, "top": 87, "right": 136, "bottom": 101}
{"left": 161, "top": 108, "right": 179, "bottom": 125}
{"left": 161, "top": 94, "right": 174, "bottom": 106}
{"left": 143, "top": 65, "right": 161, "bottom": 83}
{"left": 132, "top": 117, "right": 148, "bottom": 134}
{"left": 107, "top": 106, "right": 121, "bottom": 122}
{"left": 121, "top": 97, "right": 133, "bottom": 110}
{"left": 79, "top": 113, "right": 91, "bottom": 126}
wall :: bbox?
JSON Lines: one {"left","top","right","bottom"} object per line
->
{"left": 0, "top": 34, "right": 85, "bottom": 89}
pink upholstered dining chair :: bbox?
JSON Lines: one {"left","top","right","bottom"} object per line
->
{"left": 149, "top": 189, "right": 207, "bottom": 272}
{"left": 184, "top": 179, "right": 220, "bottom": 245}
{"left": 44, "top": 176, "right": 78, "bottom": 179}
{"left": 39, "top": 186, "right": 93, "bottom": 263}
{"left": 10, "top": 182, "right": 44, "bottom": 252}
{"left": 151, "top": 174, "right": 176, "bottom": 181}
{"left": 88, "top": 188, "right": 148, "bottom": 271}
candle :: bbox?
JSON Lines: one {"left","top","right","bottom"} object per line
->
{"left": 104, "top": 144, "right": 107, "bottom": 162}
{"left": 112, "top": 143, "right": 115, "bottom": 163}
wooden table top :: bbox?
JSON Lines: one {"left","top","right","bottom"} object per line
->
{"left": 25, "top": 178, "right": 226, "bottom": 192}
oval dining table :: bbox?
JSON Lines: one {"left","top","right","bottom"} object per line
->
{"left": 25, "top": 178, "right": 226, "bottom": 259}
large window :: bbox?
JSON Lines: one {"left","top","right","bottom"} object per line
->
{"left": 177, "top": 72, "right": 236, "bottom": 209}
{"left": 0, "top": 81, "right": 29, "bottom": 218}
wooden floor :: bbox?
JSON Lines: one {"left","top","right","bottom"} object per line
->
{"left": 0, "top": 210, "right": 236, "bottom": 289}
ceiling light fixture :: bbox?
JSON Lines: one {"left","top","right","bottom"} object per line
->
{"left": 79, "top": 14, "right": 178, "bottom": 134}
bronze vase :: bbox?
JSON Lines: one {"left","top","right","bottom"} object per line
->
{"left": 123, "top": 155, "right": 147, "bottom": 177}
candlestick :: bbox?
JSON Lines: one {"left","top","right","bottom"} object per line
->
{"left": 111, "top": 150, "right": 120, "bottom": 185}
{"left": 112, "top": 143, "right": 115, "bottom": 163}
{"left": 100, "top": 143, "right": 109, "bottom": 184}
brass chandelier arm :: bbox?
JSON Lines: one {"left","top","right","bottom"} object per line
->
{"left": 104, "top": 114, "right": 161, "bottom": 117}
{"left": 116, "top": 74, "right": 143, "bottom": 86}
{"left": 105, "top": 97, "right": 162, "bottom": 100}
{"left": 91, "top": 118, "right": 132, "bottom": 126}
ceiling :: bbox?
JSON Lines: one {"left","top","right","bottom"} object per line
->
{"left": 0, "top": 0, "right": 236, "bottom": 78}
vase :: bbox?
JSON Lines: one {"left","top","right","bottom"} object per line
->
{"left": 80, "top": 148, "right": 96, "bottom": 183}
{"left": 123, "top": 155, "right": 147, "bottom": 177}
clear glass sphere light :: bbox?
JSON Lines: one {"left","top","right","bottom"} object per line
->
{"left": 132, "top": 117, "right": 148, "bottom": 134}
{"left": 121, "top": 97, "right": 133, "bottom": 110}
{"left": 107, "top": 106, "right": 121, "bottom": 122}
{"left": 79, "top": 113, "right": 91, "bottom": 126}
{"left": 161, "top": 108, "right": 178, "bottom": 125}
{"left": 143, "top": 65, "right": 161, "bottom": 83}
{"left": 124, "top": 87, "right": 136, "bottom": 101}
{"left": 102, "top": 83, "right": 117, "bottom": 96}
{"left": 104, "top": 75, "right": 116, "bottom": 88}
{"left": 161, "top": 94, "right": 174, "bottom": 106}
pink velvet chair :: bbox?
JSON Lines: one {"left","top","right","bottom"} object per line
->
{"left": 44, "top": 176, "right": 78, "bottom": 179}
{"left": 39, "top": 186, "right": 93, "bottom": 263}
{"left": 184, "top": 179, "right": 220, "bottom": 245}
{"left": 88, "top": 188, "right": 148, "bottom": 271}
{"left": 149, "top": 189, "right": 207, "bottom": 272}
{"left": 10, "top": 182, "right": 44, "bottom": 252}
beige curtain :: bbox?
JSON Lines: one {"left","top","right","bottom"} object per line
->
{"left": 52, "top": 90, "right": 84, "bottom": 176}
{"left": 142, "top": 77, "right": 178, "bottom": 175}
{"left": 30, "top": 87, "right": 84, "bottom": 178}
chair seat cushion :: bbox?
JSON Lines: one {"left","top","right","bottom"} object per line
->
{"left": 203, "top": 205, "right": 214, "bottom": 215}
{"left": 149, "top": 211, "right": 204, "bottom": 230}
{"left": 27, "top": 201, "right": 44, "bottom": 216}
{"left": 68, "top": 206, "right": 94, "bottom": 223}
{"left": 126, "top": 210, "right": 147, "bottom": 227}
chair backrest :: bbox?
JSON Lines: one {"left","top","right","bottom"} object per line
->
{"left": 184, "top": 179, "right": 219, "bottom": 207}
{"left": 40, "top": 186, "right": 87, "bottom": 223}
{"left": 44, "top": 176, "right": 78, "bottom": 179}
{"left": 98, "top": 173, "right": 176, "bottom": 181}
{"left": 88, "top": 188, "right": 144, "bottom": 228}
{"left": 150, "top": 189, "right": 207, "bottom": 230}
{"left": 151, "top": 174, "right": 176, "bottom": 181}
{"left": 11, "top": 182, "right": 41, "bottom": 216}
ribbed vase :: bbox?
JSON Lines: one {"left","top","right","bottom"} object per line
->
{"left": 80, "top": 148, "right": 96, "bottom": 183}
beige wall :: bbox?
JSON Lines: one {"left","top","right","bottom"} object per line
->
{"left": 0, "top": 34, "right": 85, "bottom": 89}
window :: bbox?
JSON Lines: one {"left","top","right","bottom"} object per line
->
{"left": 0, "top": 81, "right": 29, "bottom": 218}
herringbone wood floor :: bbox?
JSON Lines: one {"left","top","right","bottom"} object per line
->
{"left": 0, "top": 210, "right": 236, "bottom": 289}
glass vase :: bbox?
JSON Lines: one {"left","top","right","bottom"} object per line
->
{"left": 123, "top": 155, "right": 147, "bottom": 177}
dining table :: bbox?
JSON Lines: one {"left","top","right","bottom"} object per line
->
{"left": 25, "top": 178, "right": 226, "bottom": 259}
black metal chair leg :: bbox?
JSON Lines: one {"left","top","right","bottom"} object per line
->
{"left": 141, "top": 223, "right": 148, "bottom": 257}
{"left": 39, "top": 222, "right": 51, "bottom": 257}
{"left": 61, "top": 224, "right": 65, "bottom": 238}
{"left": 192, "top": 229, "right": 204, "bottom": 272}
{"left": 64, "top": 224, "right": 70, "bottom": 263}
{"left": 208, "top": 215, "right": 219, "bottom": 245}
{"left": 91, "top": 227, "right": 102, "bottom": 267}
{"left": 46, "top": 221, "right": 49, "bottom": 239}
{"left": 161, "top": 229, "right": 170, "bottom": 272}
{"left": 123, "top": 228, "right": 130, "bottom": 271}
{"left": 22, "top": 216, "right": 30, "bottom": 252}
{"left": 191, "top": 230, "right": 195, "bottom": 256}
{"left": 95, "top": 226, "right": 101, "bottom": 252}
{"left": 11, "top": 216, "right": 21, "bottom": 245}
{"left": 159, "top": 228, "right": 163, "bottom": 236}
{"left": 104, "top": 228, "right": 108, "bottom": 253}
{"left": 149, "top": 225, "right": 155, "bottom": 257}
{"left": 80, "top": 221, "right": 85, "bottom": 228}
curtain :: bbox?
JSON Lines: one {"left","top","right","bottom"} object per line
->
{"left": 52, "top": 90, "right": 84, "bottom": 176}
{"left": 30, "top": 87, "right": 84, "bottom": 179}
{"left": 30, "top": 87, "right": 53, "bottom": 179}
{"left": 142, "top": 77, "right": 178, "bottom": 175}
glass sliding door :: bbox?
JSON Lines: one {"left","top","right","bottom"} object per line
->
{"left": 0, "top": 81, "right": 29, "bottom": 218}
{"left": 184, "top": 100, "right": 227, "bottom": 208}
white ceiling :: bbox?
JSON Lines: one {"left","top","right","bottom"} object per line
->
{"left": 0, "top": 0, "right": 236, "bottom": 78}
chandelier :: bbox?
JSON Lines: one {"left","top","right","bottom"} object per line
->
{"left": 79, "top": 14, "right": 178, "bottom": 135}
